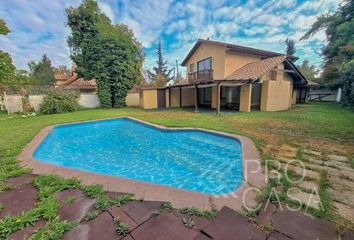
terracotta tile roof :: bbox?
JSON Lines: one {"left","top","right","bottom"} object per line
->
{"left": 181, "top": 39, "right": 283, "bottom": 66}
{"left": 226, "top": 55, "right": 288, "bottom": 81}
{"left": 63, "top": 78, "right": 97, "bottom": 90}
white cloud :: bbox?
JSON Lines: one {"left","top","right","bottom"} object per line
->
{"left": 98, "top": 1, "right": 115, "bottom": 22}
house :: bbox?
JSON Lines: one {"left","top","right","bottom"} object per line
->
{"left": 140, "top": 39, "right": 311, "bottom": 112}
{"left": 54, "top": 72, "right": 97, "bottom": 93}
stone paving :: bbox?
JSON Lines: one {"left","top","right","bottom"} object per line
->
{"left": 1, "top": 174, "right": 353, "bottom": 239}
{"left": 273, "top": 146, "right": 354, "bottom": 223}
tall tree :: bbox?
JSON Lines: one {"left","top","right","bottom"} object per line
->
{"left": 297, "top": 60, "right": 318, "bottom": 82}
{"left": 148, "top": 38, "right": 174, "bottom": 86}
{"left": 285, "top": 38, "right": 298, "bottom": 62}
{"left": 301, "top": 0, "right": 354, "bottom": 87}
{"left": 66, "top": 0, "right": 143, "bottom": 107}
{"left": 0, "top": 19, "right": 15, "bottom": 83}
{"left": 28, "top": 54, "right": 55, "bottom": 85}
{"left": 340, "top": 59, "right": 354, "bottom": 109}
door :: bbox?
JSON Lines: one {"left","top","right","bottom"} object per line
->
{"left": 157, "top": 89, "right": 166, "bottom": 108}
{"left": 251, "top": 83, "right": 262, "bottom": 111}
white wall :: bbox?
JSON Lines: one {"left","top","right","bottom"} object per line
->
{"left": 78, "top": 94, "right": 100, "bottom": 108}
{"left": 1, "top": 93, "right": 100, "bottom": 113}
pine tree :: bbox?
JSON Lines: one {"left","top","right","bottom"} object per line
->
{"left": 148, "top": 38, "right": 174, "bottom": 86}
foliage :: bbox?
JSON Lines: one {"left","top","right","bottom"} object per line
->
{"left": 28, "top": 54, "right": 55, "bottom": 85}
{"left": 297, "top": 60, "right": 318, "bottom": 82}
{"left": 84, "top": 211, "right": 98, "bottom": 221}
{"left": 180, "top": 206, "right": 217, "bottom": 219}
{"left": 340, "top": 59, "right": 354, "bottom": 109}
{"left": 0, "top": 50, "right": 15, "bottom": 82}
{"left": 39, "top": 90, "right": 80, "bottom": 114}
{"left": 148, "top": 38, "right": 174, "bottom": 86}
{"left": 285, "top": 38, "right": 296, "bottom": 56}
{"left": 0, "top": 18, "right": 15, "bottom": 83}
{"left": 116, "top": 222, "right": 129, "bottom": 236}
{"left": 66, "top": 0, "right": 143, "bottom": 108}
{"left": 301, "top": 0, "right": 354, "bottom": 87}
{"left": 0, "top": 19, "right": 10, "bottom": 35}
{"left": 28, "top": 218, "right": 76, "bottom": 240}
{"left": 182, "top": 218, "right": 195, "bottom": 228}
{"left": 159, "top": 202, "right": 173, "bottom": 213}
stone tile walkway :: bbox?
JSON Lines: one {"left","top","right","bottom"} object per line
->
{"left": 0, "top": 174, "right": 353, "bottom": 239}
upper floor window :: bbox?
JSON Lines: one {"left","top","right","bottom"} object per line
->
{"left": 189, "top": 63, "right": 195, "bottom": 73}
{"left": 197, "top": 57, "right": 212, "bottom": 71}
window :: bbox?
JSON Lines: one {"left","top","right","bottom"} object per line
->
{"left": 197, "top": 58, "right": 212, "bottom": 71}
{"left": 189, "top": 63, "right": 195, "bottom": 73}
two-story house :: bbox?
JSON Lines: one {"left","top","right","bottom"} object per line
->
{"left": 139, "top": 39, "right": 309, "bottom": 112}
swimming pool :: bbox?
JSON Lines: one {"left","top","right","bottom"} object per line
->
{"left": 34, "top": 118, "right": 243, "bottom": 195}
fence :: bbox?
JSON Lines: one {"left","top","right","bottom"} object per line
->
{"left": 0, "top": 84, "right": 140, "bottom": 113}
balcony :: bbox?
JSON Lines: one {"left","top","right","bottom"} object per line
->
{"left": 188, "top": 69, "right": 213, "bottom": 83}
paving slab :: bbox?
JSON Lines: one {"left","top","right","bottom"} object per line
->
{"left": 289, "top": 189, "right": 321, "bottom": 210}
{"left": 5, "top": 174, "right": 37, "bottom": 188}
{"left": 341, "top": 230, "right": 354, "bottom": 240}
{"left": 63, "top": 212, "right": 122, "bottom": 240}
{"left": 303, "top": 150, "right": 322, "bottom": 157}
{"left": 327, "top": 188, "right": 354, "bottom": 208}
{"left": 273, "top": 209, "right": 337, "bottom": 240}
{"left": 201, "top": 206, "right": 267, "bottom": 240}
{"left": 121, "top": 201, "right": 165, "bottom": 225}
{"left": 333, "top": 202, "right": 354, "bottom": 222}
{"left": 54, "top": 189, "right": 85, "bottom": 205}
{"left": 267, "top": 231, "right": 292, "bottom": 240}
{"left": 327, "top": 154, "right": 347, "bottom": 162}
{"left": 7, "top": 219, "right": 45, "bottom": 240}
{"left": 0, "top": 183, "right": 38, "bottom": 218}
{"left": 106, "top": 191, "right": 130, "bottom": 199}
{"left": 256, "top": 202, "right": 277, "bottom": 226}
{"left": 299, "top": 181, "right": 318, "bottom": 192}
{"left": 193, "top": 233, "right": 212, "bottom": 240}
{"left": 121, "top": 235, "right": 135, "bottom": 240}
{"left": 58, "top": 194, "right": 95, "bottom": 222}
{"left": 131, "top": 213, "right": 199, "bottom": 240}
{"left": 109, "top": 206, "right": 138, "bottom": 231}
{"left": 172, "top": 209, "right": 211, "bottom": 231}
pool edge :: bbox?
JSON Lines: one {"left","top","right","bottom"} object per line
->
{"left": 17, "top": 116, "right": 266, "bottom": 210}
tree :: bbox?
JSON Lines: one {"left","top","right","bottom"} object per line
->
{"left": 285, "top": 38, "right": 298, "bottom": 62}
{"left": 148, "top": 38, "right": 174, "bottom": 86}
{"left": 301, "top": 0, "right": 354, "bottom": 87}
{"left": 0, "top": 19, "right": 15, "bottom": 83}
{"left": 66, "top": 0, "right": 143, "bottom": 107}
{"left": 297, "top": 60, "right": 318, "bottom": 82}
{"left": 340, "top": 60, "right": 354, "bottom": 109}
{"left": 28, "top": 54, "right": 55, "bottom": 85}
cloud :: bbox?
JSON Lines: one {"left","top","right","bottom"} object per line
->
{"left": 0, "top": 0, "right": 341, "bottom": 72}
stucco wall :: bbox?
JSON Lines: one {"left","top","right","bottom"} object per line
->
{"left": 126, "top": 93, "right": 140, "bottom": 106}
{"left": 140, "top": 89, "right": 157, "bottom": 109}
{"left": 1, "top": 93, "right": 100, "bottom": 113}
{"left": 261, "top": 80, "right": 291, "bottom": 111}
{"left": 185, "top": 42, "right": 226, "bottom": 80}
{"left": 225, "top": 52, "right": 260, "bottom": 77}
{"left": 78, "top": 94, "right": 100, "bottom": 108}
{"left": 239, "top": 84, "right": 252, "bottom": 112}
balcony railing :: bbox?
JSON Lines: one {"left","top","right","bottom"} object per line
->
{"left": 188, "top": 69, "right": 213, "bottom": 83}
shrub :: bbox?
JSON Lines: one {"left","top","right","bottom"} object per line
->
{"left": 40, "top": 90, "right": 80, "bottom": 114}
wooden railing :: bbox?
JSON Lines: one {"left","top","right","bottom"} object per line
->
{"left": 188, "top": 69, "right": 213, "bottom": 83}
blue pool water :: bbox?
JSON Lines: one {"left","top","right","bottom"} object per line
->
{"left": 34, "top": 118, "right": 243, "bottom": 194}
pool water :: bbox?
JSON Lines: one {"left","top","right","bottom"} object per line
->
{"left": 34, "top": 118, "right": 243, "bottom": 194}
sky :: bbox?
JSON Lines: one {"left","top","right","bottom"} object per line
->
{"left": 0, "top": 0, "right": 341, "bottom": 75}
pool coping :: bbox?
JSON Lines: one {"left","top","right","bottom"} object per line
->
{"left": 17, "top": 116, "right": 266, "bottom": 210}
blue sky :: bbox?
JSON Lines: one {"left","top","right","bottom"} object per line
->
{"left": 0, "top": 0, "right": 341, "bottom": 75}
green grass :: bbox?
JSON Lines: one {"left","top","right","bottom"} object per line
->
{"left": 0, "top": 102, "right": 353, "bottom": 233}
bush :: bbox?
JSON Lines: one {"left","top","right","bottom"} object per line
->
{"left": 40, "top": 90, "right": 80, "bottom": 114}
{"left": 340, "top": 60, "right": 354, "bottom": 110}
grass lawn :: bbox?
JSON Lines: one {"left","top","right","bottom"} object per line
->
{"left": 0, "top": 102, "right": 353, "bottom": 232}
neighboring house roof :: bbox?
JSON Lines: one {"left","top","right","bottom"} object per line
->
{"left": 181, "top": 39, "right": 283, "bottom": 66}
{"left": 62, "top": 78, "right": 97, "bottom": 90}
{"left": 307, "top": 80, "right": 320, "bottom": 87}
{"left": 54, "top": 73, "right": 72, "bottom": 81}
{"left": 226, "top": 55, "right": 287, "bottom": 81}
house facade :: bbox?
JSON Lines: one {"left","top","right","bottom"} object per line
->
{"left": 140, "top": 39, "right": 309, "bottom": 112}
